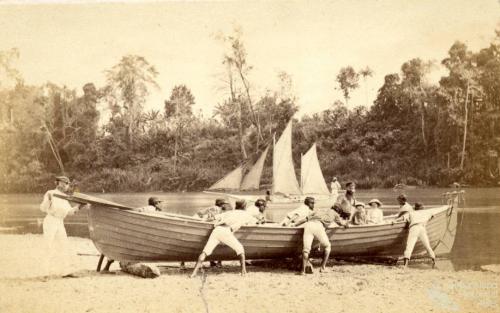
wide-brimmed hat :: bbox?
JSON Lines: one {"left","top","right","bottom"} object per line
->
{"left": 355, "top": 202, "right": 365, "bottom": 208}
{"left": 56, "top": 176, "right": 70, "bottom": 184}
{"left": 368, "top": 199, "right": 382, "bottom": 207}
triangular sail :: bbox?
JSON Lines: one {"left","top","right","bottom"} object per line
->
{"left": 272, "top": 120, "right": 301, "bottom": 195}
{"left": 208, "top": 165, "right": 243, "bottom": 190}
{"left": 241, "top": 146, "right": 269, "bottom": 190}
{"left": 300, "top": 143, "right": 330, "bottom": 194}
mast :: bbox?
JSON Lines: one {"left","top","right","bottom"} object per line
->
{"left": 272, "top": 133, "right": 276, "bottom": 195}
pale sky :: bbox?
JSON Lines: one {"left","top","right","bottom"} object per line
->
{"left": 1, "top": 0, "right": 499, "bottom": 118}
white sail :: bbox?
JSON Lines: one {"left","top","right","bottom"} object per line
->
{"left": 300, "top": 143, "right": 330, "bottom": 194}
{"left": 208, "top": 165, "right": 243, "bottom": 190}
{"left": 272, "top": 120, "right": 301, "bottom": 195}
{"left": 241, "top": 146, "right": 270, "bottom": 191}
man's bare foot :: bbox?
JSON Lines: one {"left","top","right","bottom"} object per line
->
{"left": 319, "top": 267, "right": 328, "bottom": 273}
{"left": 305, "top": 265, "right": 314, "bottom": 274}
{"left": 241, "top": 270, "right": 247, "bottom": 276}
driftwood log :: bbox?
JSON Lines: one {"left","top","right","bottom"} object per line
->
{"left": 119, "top": 262, "right": 161, "bottom": 278}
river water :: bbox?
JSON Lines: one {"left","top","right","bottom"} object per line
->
{"left": 1, "top": 187, "right": 499, "bottom": 271}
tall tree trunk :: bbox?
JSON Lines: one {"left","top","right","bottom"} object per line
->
{"left": 237, "top": 99, "right": 247, "bottom": 159}
{"left": 420, "top": 103, "right": 427, "bottom": 148}
{"left": 460, "top": 81, "right": 470, "bottom": 170}
{"left": 228, "top": 65, "right": 247, "bottom": 159}
{"left": 237, "top": 68, "right": 263, "bottom": 145}
{"left": 173, "top": 100, "right": 179, "bottom": 173}
{"left": 173, "top": 134, "right": 178, "bottom": 173}
{"left": 364, "top": 77, "right": 368, "bottom": 107}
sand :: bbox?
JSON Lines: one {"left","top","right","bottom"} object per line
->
{"left": 0, "top": 234, "right": 499, "bottom": 313}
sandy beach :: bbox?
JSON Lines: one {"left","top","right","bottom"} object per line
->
{"left": 0, "top": 234, "right": 499, "bottom": 313}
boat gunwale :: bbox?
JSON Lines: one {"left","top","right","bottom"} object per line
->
{"left": 90, "top": 204, "right": 451, "bottom": 233}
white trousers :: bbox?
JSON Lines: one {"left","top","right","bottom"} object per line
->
{"left": 404, "top": 223, "right": 436, "bottom": 259}
{"left": 42, "top": 215, "right": 74, "bottom": 276}
{"left": 303, "top": 221, "right": 331, "bottom": 254}
{"left": 202, "top": 226, "right": 244, "bottom": 256}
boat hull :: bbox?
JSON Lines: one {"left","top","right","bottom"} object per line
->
{"left": 88, "top": 203, "right": 457, "bottom": 262}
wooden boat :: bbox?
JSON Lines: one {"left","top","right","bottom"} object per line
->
{"left": 60, "top": 191, "right": 462, "bottom": 263}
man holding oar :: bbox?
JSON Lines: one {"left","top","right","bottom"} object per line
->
{"left": 40, "top": 176, "right": 89, "bottom": 277}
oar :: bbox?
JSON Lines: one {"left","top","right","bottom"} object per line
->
{"left": 52, "top": 192, "right": 204, "bottom": 221}
{"left": 52, "top": 193, "right": 135, "bottom": 211}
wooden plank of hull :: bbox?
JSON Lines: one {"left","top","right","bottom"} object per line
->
{"left": 88, "top": 204, "right": 457, "bottom": 262}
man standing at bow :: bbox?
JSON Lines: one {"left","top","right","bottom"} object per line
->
{"left": 40, "top": 176, "right": 89, "bottom": 277}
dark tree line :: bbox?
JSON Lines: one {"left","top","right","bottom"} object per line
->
{"left": 0, "top": 29, "right": 499, "bottom": 193}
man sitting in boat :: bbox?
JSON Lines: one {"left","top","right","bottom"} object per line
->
{"left": 135, "top": 197, "right": 163, "bottom": 213}
{"left": 396, "top": 202, "right": 436, "bottom": 268}
{"left": 190, "top": 200, "right": 258, "bottom": 277}
{"left": 280, "top": 197, "right": 315, "bottom": 226}
{"left": 366, "top": 199, "right": 384, "bottom": 224}
{"left": 333, "top": 181, "right": 357, "bottom": 220}
{"left": 293, "top": 201, "right": 349, "bottom": 274}
{"left": 195, "top": 198, "right": 229, "bottom": 221}
{"left": 246, "top": 199, "right": 267, "bottom": 224}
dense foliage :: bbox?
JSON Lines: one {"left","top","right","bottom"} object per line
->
{"left": 1, "top": 30, "right": 499, "bottom": 193}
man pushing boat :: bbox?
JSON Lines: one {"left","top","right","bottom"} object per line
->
{"left": 293, "top": 199, "right": 350, "bottom": 274}
{"left": 280, "top": 197, "right": 315, "bottom": 226}
{"left": 190, "top": 200, "right": 258, "bottom": 277}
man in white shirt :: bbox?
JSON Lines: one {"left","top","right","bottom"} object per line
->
{"left": 190, "top": 204, "right": 258, "bottom": 277}
{"left": 396, "top": 194, "right": 413, "bottom": 217}
{"left": 280, "top": 197, "right": 315, "bottom": 226}
{"left": 40, "top": 176, "right": 88, "bottom": 277}
{"left": 293, "top": 200, "right": 349, "bottom": 274}
{"left": 397, "top": 202, "right": 436, "bottom": 268}
{"left": 195, "top": 198, "right": 229, "bottom": 221}
{"left": 246, "top": 199, "right": 267, "bottom": 224}
{"left": 135, "top": 197, "right": 164, "bottom": 213}
{"left": 330, "top": 177, "right": 341, "bottom": 195}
